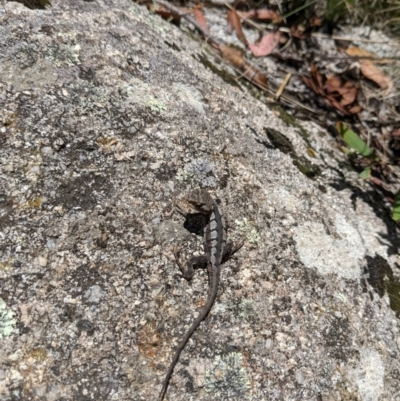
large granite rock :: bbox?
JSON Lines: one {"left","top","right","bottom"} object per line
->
{"left": 1, "top": 1, "right": 400, "bottom": 400}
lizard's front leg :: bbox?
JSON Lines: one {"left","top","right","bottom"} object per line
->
{"left": 173, "top": 248, "right": 207, "bottom": 280}
{"left": 173, "top": 240, "right": 242, "bottom": 280}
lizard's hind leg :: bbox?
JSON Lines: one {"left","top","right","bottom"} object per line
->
{"left": 222, "top": 240, "right": 244, "bottom": 263}
{"left": 173, "top": 247, "right": 207, "bottom": 280}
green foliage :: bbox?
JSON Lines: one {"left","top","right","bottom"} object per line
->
{"left": 336, "top": 123, "right": 400, "bottom": 221}
{"left": 326, "top": 0, "right": 400, "bottom": 32}
{"left": 282, "top": 0, "right": 318, "bottom": 19}
{"left": 341, "top": 146, "right": 352, "bottom": 155}
{"left": 326, "top": 0, "right": 355, "bottom": 22}
{"left": 392, "top": 191, "right": 400, "bottom": 221}
{"left": 359, "top": 166, "right": 371, "bottom": 180}
{"left": 336, "top": 122, "right": 380, "bottom": 161}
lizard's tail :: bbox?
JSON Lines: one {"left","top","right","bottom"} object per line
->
{"left": 157, "top": 293, "right": 217, "bottom": 401}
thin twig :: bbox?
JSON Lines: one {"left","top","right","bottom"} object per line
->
{"left": 275, "top": 73, "right": 292, "bottom": 99}
{"left": 323, "top": 55, "right": 400, "bottom": 62}
{"left": 312, "top": 32, "right": 400, "bottom": 45}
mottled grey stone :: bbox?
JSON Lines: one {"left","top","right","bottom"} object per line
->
{"left": 0, "top": 1, "right": 400, "bottom": 400}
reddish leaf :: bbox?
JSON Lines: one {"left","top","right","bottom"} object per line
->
{"left": 248, "top": 31, "right": 280, "bottom": 57}
{"left": 153, "top": 6, "right": 181, "bottom": 25}
{"left": 192, "top": 6, "right": 209, "bottom": 34}
{"left": 326, "top": 95, "right": 351, "bottom": 115}
{"left": 324, "top": 75, "right": 342, "bottom": 91}
{"left": 348, "top": 104, "right": 362, "bottom": 114}
{"left": 310, "top": 17, "right": 323, "bottom": 27}
{"left": 237, "top": 10, "right": 255, "bottom": 20}
{"left": 302, "top": 64, "right": 360, "bottom": 115}
{"left": 302, "top": 76, "right": 314, "bottom": 91}
{"left": 324, "top": 76, "right": 357, "bottom": 106}
{"left": 338, "top": 82, "right": 357, "bottom": 106}
{"left": 359, "top": 60, "right": 392, "bottom": 93}
{"left": 345, "top": 46, "right": 393, "bottom": 93}
{"left": 302, "top": 64, "right": 324, "bottom": 96}
{"left": 227, "top": 9, "right": 248, "bottom": 45}
{"left": 370, "top": 176, "right": 384, "bottom": 187}
{"left": 219, "top": 44, "right": 244, "bottom": 68}
{"left": 219, "top": 45, "right": 267, "bottom": 87}
{"left": 242, "top": 62, "right": 268, "bottom": 87}
{"left": 310, "top": 63, "right": 324, "bottom": 92}
{"left": 240, "top": 9, "right": 282, "bottom": 24}
{"left": 290, "top": 25, "right": 307, "bottom": 39}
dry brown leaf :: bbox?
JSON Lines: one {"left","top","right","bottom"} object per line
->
{"left": 303, "top": 64, "right": 360, "bottom": 115}
{"left": 325, "top": 95, "right": 350, "bottom": 115}
{"left": 290, "top": 25, "right": 307, "bottom": 39}
{"left": 346, "top": 46, "right": 393, "bottom": 92}
{"left": 324, "top": 76, "right": 357, "bottom": 106}
{"left": 248, "top": 31, "right": 280, "bottom": 57}
{"left": 302, "top": 76, "right": 315, "bottom": 93}
{"left": 359, "top": 60, "right": 393, "bottom": 93}
{"left": 348, "top": 104, "right": 362, "bottom": 114}
{"left": 339, "top": 83, "right": 357, "bottom": 106}
{"left": 324, "top": 75, "right": 342, "bottom": 91}
{"left": 227, "top": 9, "right": 248, "bottom": 45}
{"left": 345, "top": 46, "right": 374, "bottom": 58}
{"left": 239, "top": 9, "right": 282, "bottom": 24}
{"left": 219, "top": 45, "right": 267, "bottom": 87}
{"left": 310, "top": 17, "right": 323, "bottom": 27}
{"left": 370, "top": 176, "right": 384, "bottom": 187}
{"left": 219, "top": 44, "right": 244, "bottom": 68}
{"left": 192, "top": 6, "right": 209, "bottom": 34}
{"left": 308, "top": 63, "right": 324, "bottom": 95}
{"left": 345, "top": 45, "right": 392, "bottom": 64}
{"left": 237, "top": 10, "right": 255, "bottom": 20}
{"left": 242, "top": 62, "right": 268, "bottom": 88}
{"left": 152, "top": 6, "right": 181, "bottom": 25}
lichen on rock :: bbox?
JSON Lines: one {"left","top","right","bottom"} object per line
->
{"left": 0, "top": 298, "right": 17, "bottom": 339}
{"left": 204, "top": 352, "right": 252, "bottom": 400}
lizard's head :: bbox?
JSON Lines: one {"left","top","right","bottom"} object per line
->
{"left": 185, "top": 188, "right": 214, "bottom": 213}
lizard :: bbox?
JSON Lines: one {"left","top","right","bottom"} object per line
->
{"left": 158, "top": 188, "right": 242, "bottom": 401}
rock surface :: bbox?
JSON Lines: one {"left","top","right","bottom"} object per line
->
{"left": 1, "top": 0, "right": 400, "bottom": 400}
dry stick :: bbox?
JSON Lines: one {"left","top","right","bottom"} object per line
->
{"left": 275, "top": 73, "right": 292, "bottom": 99}
{"left": 385, "top": 104, "right": 400, "bottom": 118}
{"left": 311, "top": 32, "right": 400, "bottom": 45}
{"left": 324, "top": 55, "right": 400, "bottom": 62}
